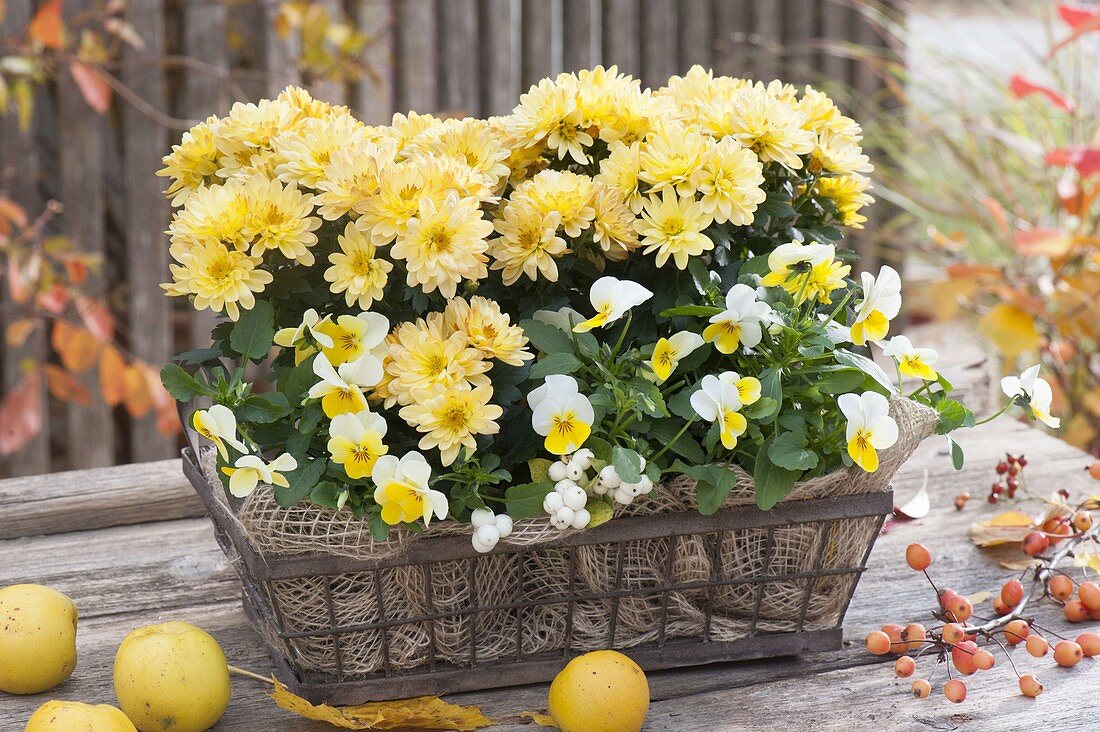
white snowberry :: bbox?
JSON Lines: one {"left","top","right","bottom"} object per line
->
{"left": 564, "top": 461, "right": 584, "bottom": 481}
{"left": 472, "top": 523, "right": 501, "bottom": 553}
{"left": 471, "top": 508, "right": 495, "bottom": 529}
{"left": 494, "top": 513, "right": 513, "bottom": 538}
{"left": 571, "top": 448, "right": 594, "bottom": 470}
{"left": 637, "top": 476, "right": 654, "bottom": 494}
{"left": 551, "top": 506, "right": 576, "bottom": 530}
{"left": 614, "top": 489, "right": 634, "bottom": 505}
{"left": 554, "top": 479, "right": 577, "bottom": 494}
{"left": 562, "top": 485, "right": 588, "bottom": 511}
{"left": 543, "top": 491, "right": 565, "bottom": 513}
{"left": 548, "top": 461, "right": 569, "bottom": 482}
{"left": 571, "top": 508, "right": 591, "bottom": 529}
{"left": 599, "top": 465, "right": 622, "bottom": 488}
{"left": 591, "top": 480, "right": 609, "bottom": 496}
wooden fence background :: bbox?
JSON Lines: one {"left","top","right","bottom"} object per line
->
{"left": 0, "top": 0, "right": 896, "bottom": 477}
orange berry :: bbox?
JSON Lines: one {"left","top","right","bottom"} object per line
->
{"left": 1073, "top": 510, "right": 1093, "bottom": 532}
{"left": 1054, "top": 640, "right": 1083, "bottom": 667}
{"left": 1019, "top": 674, "right": 1044, "bottom": 698}
{"left": 946, "top": 595, "right": 973, "bottom": 623}
{"left": 1042, "top": 517, "right": 1072, "bottom": 545}
{"left": 1090, "top": 606, "right": 1100, "bottom": 621}
{"left": 1001, "top": 579, "right": 1025, "bottom": 607}
{"left": 938, "top": 588, "right": 959, "bottom": 610}
{"left": 894, "top": 655, "right": 916, "bottom": 678}
{"left": 1075, "top": 632, "right": 1100, "bottom": 657}
{"left": 973, "top": 648, "right": 996, "bottom": 671}
{"left": 1022, "top": 531, "right": 1049, "bottom": 557}
{"left": 1004, "top": 619, "right": 1030, "bottom": 645}
{"left": 1088, "top": 461, "right": 1100, "bottom": 480}
{"left": 944, "top": 678, "right": 967, "bottom": 703}
{"left": 1079, "top": 581, "right": 1100, "bottom": 611}
{"left": 1064, "top": 599, "right": 1089, "bottom": 623}
{"left": 911, "top": 678, "right": 931, "bottom": 698}
{"left": 866, "top": 630, "right": 891, "bottom": 655}
{"left": 1049, "top": 574, "right": 1074, "bottom": 601}
{"left": 903, "top": 623, "right": 926, "bottom": 652}
{"left": 906, "top": 543, "right": 933, "bottom": 571}
{"left": 942, "top": 623, "right": 966, "bottom": 645}
{"left": 881, "top": 623, "right": 905, "bottom": 654}
{"left": 992, "top": 593, "right": 1011, "bottom": 616}
{"left": 1025, "top": 634, "right": 1049, "bottom": 658}
{"left": 951, "top": 640, "right": 978, "bottom": 675}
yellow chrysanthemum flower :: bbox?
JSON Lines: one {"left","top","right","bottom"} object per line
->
{"left": 313, "top": 138, "right": 396, "bottom": 220}
{"left": 167, "top": 180, "right": 251, "bottom": 255}
{"left": 158, "top": 116, "right": 221, "bottom": 206}
{"left": 489, "top": 199, "right": 567, "bottom": 285}
{"left": 812, "top": 130, "right": 873, "bottom": 176}
{"left": 356, "top": 158, "right": 443, "bottom": 246}
{"left": 387, "top": 110, "right": 441, "bottom": 153}
{"left": 384, "top": 315, "right": 491, "bottom": 406}
{"left": 596, "top": 140, "right": 645, "bottom": 214}
{"left": 815, "top": 174, "right": 874, "bottom": 229}
{"left": 697, "top": 137, "right": 767, "bottom": 226}
{"left": 212, "top": 97, "right": 299, "bottom": 177}
{"left": 325, "top": 222, "right": 393, "bottom": 309}
{"left": 591, "top": 182, "right": 640, "bottom": 261}
{"left": 391, "top": 192, "right": 491, "bottom": 298}
{"left": 597, "top": 87, "right": 660, "bottom": 146}
{"left": 277, "top": 85, "right": 339, "bottom": 123}
{"left": 509, "top": 76, "right": 592, "bottom": 163}
{"left": 513, "top": 169, "right": 595, "bottom": 238}
{"left": 635, "top": 189, "right": 715, "bottom": 269}
{"left": 444, "top": 296, "right": 533, "bottom": 367}
{"left": 272, "top": 113, "right": 369, "bottom": 190}
{"left": 723, "top": 83, "right": 815, "bottom": 168}
{"left": 406, "top": 117, "right": 511, "bottom": 191}
{"left": 639, "top": 125, "right": 709, "bottom": 196}
{"left": 240, "top": 174, "right": 321, "bottom": 266}
{"left": 399, "top": 383, "right": 503, "bottom": 466}
{"left": 164, "top": 240, "right": 272, "bottom": 321}
{"left": 797, "top": 87, "right": 862, "bottom": 139}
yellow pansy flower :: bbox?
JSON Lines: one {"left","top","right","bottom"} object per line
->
{"left": 880, "top": 336, "right": 939, "bottom": 382}
{"left": 316, "top": 312, "right": 389, "bottom": 367}
{"left": 650, "top": 331, "right": 705, "bottom": 383}
{"left": 528, "top": 375, "right": 595, "bottom": 456}
{"left": 307, "top": 352, "right": 384, "bottom": 418}
{"left": 221, "top": 453, "right": 297, "bottom": 498}
{"left": 372, "top": 452, "right": 448, "bottom": 526}
{"left": 326, "top": 409, "right": 389, "bottom": 480}
{"left": 850, "top": 265, "right": 901, "bottom": 346}
{"left": 838, "top": 391, "right": 898, "bottom": 473}
{"left": 690, "top": 374, "right": 748, "bottom": 450}
{"left": 573, "top": 276, "right": 653, "bottom": 333}
{"left": 274, "top": 308, "right": 333, "bottom": 365}
{"left": 191, "top": 404, "right": 248, "bottom": 460}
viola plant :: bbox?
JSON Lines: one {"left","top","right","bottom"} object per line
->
{"left": 159, "top": 67, "right": 1045, "bottom": 552}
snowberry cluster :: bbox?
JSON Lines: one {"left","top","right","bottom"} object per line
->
{"left": 543, "top": 449, "right": 596, "bottom": 531}
{"left": 591, "top": 460, "right": 654, "bottom": 506}
{"left": 469, "top": 508, "right": 514, "bottom": 554}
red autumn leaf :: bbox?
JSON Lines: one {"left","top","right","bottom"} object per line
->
{"left": 6, "top": 256, "right": 29, "bottom": 303}
{"left": 1045, "top": 147, "right": 1100, "bottom": 178}
{"left": 28, "top": 0, "right": 64, "bottom": 50}
{"left": 52, "top": 320, "right": 102, "bottom": 372}
{"left": 0, "top": 370, "right": 44, "bottom": 455}
{"left": 43, "top": 363, "right": 92, "bottom": 405}
{"left": 36, "top": 282, "right": 69, "bottom": 314}
{"left": 6, "top": 319, "right": 38, "bottom": 347}
{"left": 61, "top": 255, "right": 89, "bottom": 285}
{"left": 140, "top": 363, "right": 181, "bottom": 435}
{"left": 74, "top": 294, "right": 115, "bottom": 341}
{"left": 69, "top": 62, "right": 112, "bottom": 114}
{"left": 0, "top": 196, "right": 28, "bottom": 228}
{"left": 1014, "top": 228, "right": 1073, "bottom": 257}
{"left": 99, "top": 345, "right": 127, "bottom": 406}
{"left": 1008, "top": 75, "right": 1075, "bottom": 113}
{"left": 1058, "top": 4, "right": 1100, "bottom": 29}
{"left": 122, "top": 364, "right": 152, "bottom": 417}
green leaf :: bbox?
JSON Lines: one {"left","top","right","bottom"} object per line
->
{"left": 668, "top": 384, "right": 700, "bottom": 421}
{"left": 767, "top": 431, "right": 819, "bottom": 471}
{"left": 611, "top": 446, "right": 644, "bottom": 483}
{"left": 935, "top": 399, "right": 975, "bottom": 435}
{"left": 236, "top": 392, "right": 291, "bottom": 424}
{"left": 276, "top": 358, "right": 317, "bottom": 406}
{"left": 310, "top": 480, "right": 344, "bottom": 510}
{"left": 815, "top": 369, "right": 866, "bottom": 394}
{"left": 276, "top": 456, "right": 328, "bottom": 507}
{"left": 584, "top": 436, "right": 614, "bottom": 463}
{"left": 160, "top": 364, "right": 214, "bottom": 402}
{"left": 229, "top": 300, "right": 275, "bottom": 361}
{"left": 834, "top": 349, "right": 898, "bottom": 394}
{"left": 518, "top": 318, "right": 573, "bottom": 355}
{"left": 947, "top": 436, "right": 965, "bottom": 470}
{"left": 754, "top": 436, "right": 801, "bottom": 510}
{"left": 528, "top": 458, "right": 554, "bottom": 483}
{"left": 587, "top": 499, "right": 614, "bottom": 528}
{"left": 658, "top": 305, "right": 723, "bottom": 318}
{"left": 529, "top": 352, "right": 582, "bottom": 380}
{"left": 680, "top": 464, "right": 736, "bottom": 515}
{"left": 368, "top": 512, "right": 390, "bottom": 542}
{"left": 744, "top": 396, "right": 777, "bottom": 420}
{"left": 172, "top": 347, "right": 223, "bottom": 365}
{"left": 299, "top": 402, "right": 324, "bottom": 433}
{"left": 760, "top": 367, "right": 783, "bottom": 415}
{"left": 504, "top": 481, "right": 555, "bottom": 519}
{"left": 647, "top": 419, "right": 706, "bottom": 464}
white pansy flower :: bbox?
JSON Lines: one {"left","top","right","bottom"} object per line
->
{"left": 273, "top": 308, "right": 334, "bottom": 364}
{"left": 573, "top": 276, "right": 653, "bottom": 332}
{"left": 308, "top": 352, "right": 384, "bottom": 418}
{"left": 689, "top": 374, "right": 747, "bottom": 449}
{"left": 528, "top": 375, "right": 595, "bottom": 455}
{"left": 191, "top": 404, "right": 248, "bottom": 460}
{"left": 1001, "top": 364, "right": 1060, "bottom": 428}
{"left": 326, "top": 409, "right": 389, "bottom": 480}
{"left": 703, "top": 283, "right": 774, "bottom": 354}
{"left": 533, "top": 306, "right": 585, "bottom": 333}
{"left": 650, "top": 331, "right": 706, "bottom": 382}
{"left": 838, "top": 391, "right": 898, "bottom": 473}
{"left": 372, "top": 451, "right": 449, "bottom": 526}
{"left": 221, "top": 452, "right": 297, "bottom": 498}
{"left": 850, "top": 265, "right": 901, "bottom": 345}
{"left": 880, "top": 335, "right": 939, "bottom": 382}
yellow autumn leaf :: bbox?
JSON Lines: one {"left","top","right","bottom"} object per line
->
{"left": 968, "top": 510, "right": 1036, "bottom": 547}
{"left": 587, "top": 500, "right": 614, "bottom": 528}
{"left": 999, "top": 559, "right": 1042, "bottom": 571}
{"left": 521, "top": 711, "right": 559, "bottom": 728}
{"left": 271, "top": 679, "right": 492, "bottom": 731}
{"left": 966, "top": 590, "right": 993, "bottom": 606}
{"left": 978, "top": 304, "right": 1040, "bottom": 361}
{"left": 1073, "top": 552, "right": 1100, "bottom": 573}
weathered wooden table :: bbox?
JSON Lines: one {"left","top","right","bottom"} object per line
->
{"left": 2, "top": 412, "right": 1097, "bottom": 730}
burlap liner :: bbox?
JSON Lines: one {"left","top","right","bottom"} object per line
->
{"left": 203, "top": 396, "right": 937, "bottom": 675}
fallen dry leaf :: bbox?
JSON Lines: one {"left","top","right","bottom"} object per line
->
{"left": 999, "top": 559, "right": 1042, "bottom": 571}
{"left": 969, "top": 510, "right": 1036, "bottom": 547}
{"left": 521, "top": 711, "right": 558, "bottom": 728}
{"left": 966, "top": 590, "right": 993, "bottom": 606}
{"left": 1073, "top": 552, "right": 1100, "bottom": 574}
{"left": 271, "top": 679, "right": 491, "bottom": 731}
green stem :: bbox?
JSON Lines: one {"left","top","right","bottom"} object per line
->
{"left": 610, "top": 312, "right": 633, "bottom": 357}
{"left": 650, "top": 418, "right": 697, "bottom": 462}
{"left": 973, "top": 400, "right": 1014, "bottom": 427}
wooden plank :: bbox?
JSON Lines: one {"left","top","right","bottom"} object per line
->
{"left": 180, "top": 0, "right": 229, "bottom": 349}
{"left": 782, "top": 0, "right": 818, "bottom": 85}
{"left": 263, "top": 0, "right": 303, "bottom": 96}
{"left": 478, "top": 0, "right": 521, "bottom": 115}
{"left": 713, "top": 0, "right": 751, "bottom": 77}
{"left": 438, "top": 0, "right": 480, "bottom": 116}
{"left": 819, "top": 0, "right": 852, "bottom": 86}
{"left": 752, "top": 0, "right": 782, "bottom": 82}
{"left": 521, "top": 0, "right": 560, "bottom": 89}
{"left": 309, "top": 0, "right": 348, "bottom": 104}
{"left": 562, "top": 0, "right": 599, "bottom": 72}
{"left": 640, "top": 0, "right": 677, "bottom": 86}
{"left": 0, "top": 0, "right": 50, "bottom": 477}
{"left": 395, "top": 0, "right": 438, "bottom": 112}
{"left": 602, "top": 0, "right": 641, "bottom": 78}
{"left": 58, "top": 0, "right": 114, "bottom": 470}
{"left": 354, "top": 0, "right": 396, "bottom": 124}
{"left": 120, "top": 0, "right": 174, "bottom": 464}
{"left": 678, "top": 0, "right": 712, "bottom": 72}
{"left": 0, "top": 458, "right": 202, "bottom": 539}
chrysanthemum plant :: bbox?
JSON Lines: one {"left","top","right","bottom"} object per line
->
{"left": 160, "top": 67, "right": 1052, "bottom": 550}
